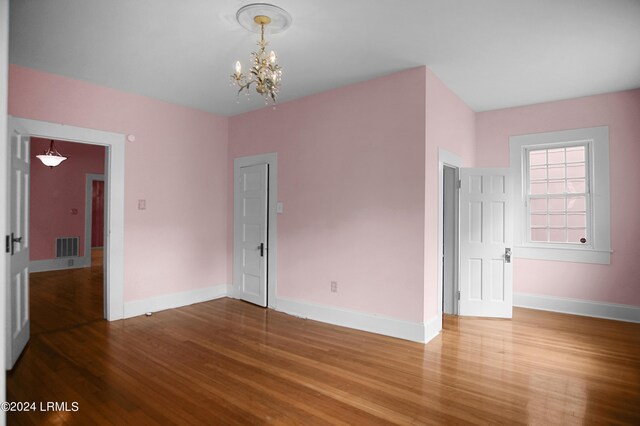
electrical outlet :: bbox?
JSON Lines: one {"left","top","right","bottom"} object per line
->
{"left": 68, "top": 259, "right": 74, "bottom": 267}
{"left": 331, "top": 281, "right": 338, "bottom": 293}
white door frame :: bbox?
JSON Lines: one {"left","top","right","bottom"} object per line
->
{"left": 233, "top": 153, "right": 278, "bottom": 308}
{"left": 85, "top": 173, "right": 106, "bottom": 317}
{"left": 7, "top": 116, "right": 125, "bottom": 321}
{"left": 437, "top": 148, "right": 462, "bottom": 317}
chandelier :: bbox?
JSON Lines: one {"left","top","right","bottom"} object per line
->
{"left": 36, "top": 139, "right": 67, "bottom": 168}
{"left": 231, "top": 4, "right": 291, "bottom": 104}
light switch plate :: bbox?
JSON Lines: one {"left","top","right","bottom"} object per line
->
{"left": 276, "top": 202, "right": 283, "bottom": 214}
{"left": 138, "top": 199, "right": 146, "bottom": 210}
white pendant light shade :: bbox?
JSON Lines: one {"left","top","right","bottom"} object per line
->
{"left": 36, "top": 153, "right": 67, "bottom": 167}
{"left": 36, "top": 140, "right": 67, "bottom": 168}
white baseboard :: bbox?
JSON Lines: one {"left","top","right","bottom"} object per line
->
{"left": 275, "top": 297, "right": 437, "bottom": 344}
{"left": 30, "top": 256, "right": 90, "bottom": 273}
{"left": 424, "top": 314, "right": 443, "bottom": 343}
{"left": 123, "top": 284, "right": 230, "bottom": 319}
{"left": 514, "top": 293, "right": 640, "bottom": 323}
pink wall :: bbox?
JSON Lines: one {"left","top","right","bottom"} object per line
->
{"left": 423, "top": 69, "right": 476, "bottom": 321}
{"left": 30, "top": 137, "right": 105, "bottom": 260}
{"left": 9, "top": 65, "right": 229, "bottom": 302}
{"left": 229, "top": 68, "right": 427, "bottom": 323}
{"left": 476, "top": 89, "right": 640, "bottom": 307}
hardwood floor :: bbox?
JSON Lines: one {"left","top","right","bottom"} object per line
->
{"left": 28, "top": 249, "right": 104, "bottom": 336}
{"left": 7, "top": 273, "right": 640, "bottom": 424}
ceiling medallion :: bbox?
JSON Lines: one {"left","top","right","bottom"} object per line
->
{"left": 230, "top": 3, "right": 292, "bottom": 104}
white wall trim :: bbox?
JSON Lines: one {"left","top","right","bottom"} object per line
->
{"left": 514, "top": 293, "right": 640, "bottom": 323}
{"left": 8, "top": 116, "right": 126, "bottom": 320}
{"left": 424, "top": 314, "right": 443, "bottom": 343}
{"left": 29, "top": 257, "right": 89, "bottom": 273}
{"left": 276, "top": 297, "right": 438, "bottom": 344}
{"left": 123, "top": 284, "right": 230, "bottom": 319}
{"left": 233, "top": 152, "right": 278, "bottom": 308}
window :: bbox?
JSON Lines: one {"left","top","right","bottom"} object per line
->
{"left": 510, "top": 127, "right": 611, "bottom": 264}
{"left": 527, "top": 144, "right": 589, "bottom": 245}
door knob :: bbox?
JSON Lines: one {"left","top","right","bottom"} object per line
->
{"left": 505, "top": 248, "right": 512, "bottom": 263}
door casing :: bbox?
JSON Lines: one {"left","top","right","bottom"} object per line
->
{"left": 232, "top": 153, "right": 278, "bottom": 308}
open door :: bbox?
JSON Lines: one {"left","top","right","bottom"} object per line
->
{"left": 459, "top": 168, "right": 513, "bottom": 318}
{"left": 6, "top": 130, "right": 30, "bottom": 369}
{"left": 234, "top": 163, "right": 268, "bottom": 307}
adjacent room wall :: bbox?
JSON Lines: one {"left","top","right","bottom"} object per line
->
{"left": 423, "top": 69, "right": 476, "bottom": 322}
{"left": 9, "top": 64, "right": 229, "bottom": 303}
{"left": 476, "top": 89, "right": 640, "bottom": 307}
{"left": 30, "top": 138, "right": 105, "bottom": 261}
{"left": 229, "top": 67, "right": 427, "bottom": 324}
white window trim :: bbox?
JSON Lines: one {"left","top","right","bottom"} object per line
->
{"left": 510, "top": 126, "right": 611, "bottom": 264}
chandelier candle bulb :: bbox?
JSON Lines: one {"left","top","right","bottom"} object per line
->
{"left": 235, "top": 61, "right": 242, "bottom": 75}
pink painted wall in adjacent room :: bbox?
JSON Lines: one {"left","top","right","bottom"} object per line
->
{"left": 30, "top": 137, "right": 104, "bottom": 260}
{"left": 229, "top": 68, "right": 427, "bottom": 323}
{"left": 476, "top": 89, "right": 640, "bottom": 307}
{"left": 10, "top": 64, "right": 229, "bottom": 302}
{"left": 423, "top": 69, "right": 476, "bottom": 321}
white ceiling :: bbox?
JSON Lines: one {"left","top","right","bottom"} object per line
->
{"left": 9, "top": 0, "right": 640, "bottom": 116}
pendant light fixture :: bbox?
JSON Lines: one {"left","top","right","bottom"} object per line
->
{"left": 230, "top": 3, "right": 292, "bottom": 104}
{"left": 36, "top": 140, "right": 67, "bottom": 168}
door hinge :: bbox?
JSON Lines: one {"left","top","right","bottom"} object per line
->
{"left": 457, "top": 290, "right": 461, "bottom": 300}
{"left": 457, "top": 179, "right": 461, "bottom": 189}
{"left": 5, "top": 235, "right": 9, "bottom": 253}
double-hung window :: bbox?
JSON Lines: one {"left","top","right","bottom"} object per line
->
{"left": 510, "top": 127, "right": 611, "bottom": 264}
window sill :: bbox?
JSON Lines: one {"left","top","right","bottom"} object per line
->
{"left": 514, "top": 246, "right": 611, "bottom": 265}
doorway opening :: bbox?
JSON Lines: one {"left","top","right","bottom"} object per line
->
{"left": 437, "top": 148, "right": 462, "bottom": 319}
{"left": 442, "top": 165, "right": 458, "bottom": 315}
{"left": 28, "top": 139, "right": 107, "bottom": 336}
{"left": 6, "top": 116, "right": 125, "bottom": 370}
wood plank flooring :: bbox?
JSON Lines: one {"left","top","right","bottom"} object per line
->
{"left": 7, "top": 267, "right": 640, "bottom": 424}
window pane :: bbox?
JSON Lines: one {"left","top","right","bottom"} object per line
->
{"left": 567, "top": 213, "right": 586, "bottom": 227}
{"left": 567, "top": 228, "right": 587, "bottom": 244}
{"left": 530, "top": 181, "right": 547, "bottom": 194}
{"left": 549, "top": 214, "right": 565, "bottom": 227}
{"left": 548, "top": 197, "right": 565, "bottom": 212}
{"left": 548, "top": 180, "right": 565, "bottom": 194}
{"left": 566, "top": 146, "right": 585, "bottom": 163}
{"left": 567, "top": 196, "right": 586, "bottom": 212}
{"left": 548, "top": 165, "right": 565, "bottom": 180}
{"left": 547, "top": 148, "right": 565, "bottom": 164}
{"left": 531, "top": 228, "right": 548, "bottom": 242}
{"left": 529, "top": 150, "right": 547, "bottom": 166}
{"left": 530, "top": 198, "right": 547, "bottom": 212}
{"left": 529, "top": 166, "right": 547, "bottom": 181}
{"left": 566, "top": 163, "right": 585, "bottom": 178}
{"left": 567, "top": 179, "right": 585, "bottom": 193}
{"left": 549, "top": 228, "right": 566, "bottom": 242}
{"left": 530, "top": 214, "right": 547, "bottom": 226}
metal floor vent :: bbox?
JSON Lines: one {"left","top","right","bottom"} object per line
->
{"left": 56, "top": 237, "right": 79, "bottom": 258}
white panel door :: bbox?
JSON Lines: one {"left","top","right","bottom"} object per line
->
{"left": 234, "top": 163, "right": 268, "bottom": 307}
{"left": 459, "top": 168, "right": 513, "bottom": 318}
{"left": 7, "top": 132, "right": 30, "bottom": 369}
